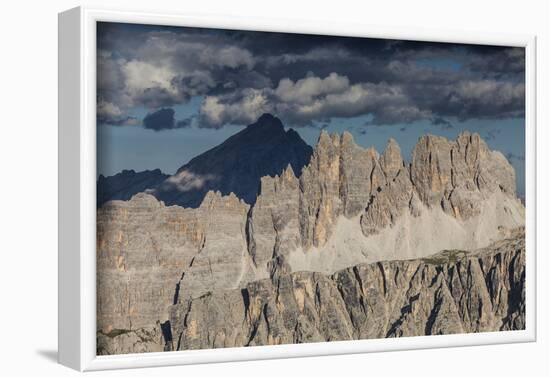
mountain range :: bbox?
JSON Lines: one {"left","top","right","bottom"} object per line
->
{"left": 96, "top": 114, "right": 525, "bottom": 355}
{"left": 98, "top": 113, "right": 312, "bottom": 208}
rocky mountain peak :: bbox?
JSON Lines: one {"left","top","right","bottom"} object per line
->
{"left": 240, "top": 113, "right": 286, "bottom": 138}
{"left": 380, "top": 138, "right": 403, "bottom": 179}
{"left": 341, "top": 130, "right": 355, "bottom": 144}
{"left": 281, "top": 163, "right": 297, "bottom": 181}
{"left": 410, "top": 131, "right": 517, "bottom": 222}
{"left": 149, "top": 114, "right": 313, "bottom": 208}
{"left": 254, "top": 112, "right": 283, "bottom": 127}
{"left": 316, "top": 130, "right": 333, "bottom": 148}
{"left": 311, "top": 130, "right": 361, "bottom": 165}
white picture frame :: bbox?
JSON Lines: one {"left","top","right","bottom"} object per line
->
{"left": 58, "top": 6, "right": 537, "bottom": 371}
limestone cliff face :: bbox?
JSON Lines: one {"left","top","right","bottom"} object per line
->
{"left": 361, "top": 131, "right": 518, "bottom": 237}
{"left": 247, "top": 165, "right": 302, "bottom": 278}
{"left": 299, "top": 131, "right": 386, "bottom": 248}
{"left": 98, "top": 229, "right": 525, "bottom": 354}
{"left": 97, "top": 191, "right": 257, "bottom": 334}
{"left": 169, "top": 229, "right": 525, "bottom": 350}
{"left": 253, "top": 130, "right": 522, "bottom": 273}
{"left": 246, "top": 131, "right": 407, "bottom": 279}
{"left": 96, "top": 125, "right": 525, "bottom": 355}
{"left": 411, "top": 132, "right": 516, "bottom": 220}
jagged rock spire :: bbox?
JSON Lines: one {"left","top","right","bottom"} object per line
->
{"left": 410, "top": 131, "right": 516, "bottom": 219}
{"left": 380, "top": 138, "right": 403, "bottom": 180}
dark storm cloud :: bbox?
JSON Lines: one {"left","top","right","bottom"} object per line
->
{"left": 143, "top": 108, "right": 176, "bottom": 131}
{"left": 466, "top": 47, "right": 525, "bottom": 79}
{"left": 142, "top": 108, "right": 195, "bottom": 131}
{"left": 97, "top": 115, "right": 139, "bottom": 126}
{"left": 430, "top": 117, "right": 453, "bottom": 130}
{"left": 97, "top": 22, "right": 525, "bottom": 130}
{"left": 176, "top": 117, "right": 195, "bottom": 129}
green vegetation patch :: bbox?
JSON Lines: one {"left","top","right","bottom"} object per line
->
{"left": 422, "top": 249, "right": 468, "bottom": 265}
{"left": 98, "top": 328, "right": 132, "bottom": 338}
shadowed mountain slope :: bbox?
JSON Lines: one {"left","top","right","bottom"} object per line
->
{"left": 97, "top": 169, "right": 168, "bottom": 208}
{"left": 149, "top": 113, "right": 313, "bottom": 208}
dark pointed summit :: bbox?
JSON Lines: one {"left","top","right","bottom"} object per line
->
{"left": 220, "top": 113, "right": 286, "bottom": 149}
{"left": 255, "top": 112, "right": 281, "bottom": 126}
{"left": 248, "top": 113, "right": 284, "bottom": 133}
{"left": 149, "top": 114, "right": 313, "bottom": 208}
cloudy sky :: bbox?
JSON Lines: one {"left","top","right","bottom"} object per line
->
{"left": 97, "top": 22, "right": 526, "bottom": 196}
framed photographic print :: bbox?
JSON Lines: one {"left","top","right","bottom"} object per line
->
{"left": 58, "top": 6, "right": 537, "bottom": 371}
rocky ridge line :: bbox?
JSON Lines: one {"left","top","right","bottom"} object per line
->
{"left": 96, "top": 127, "right": 525, "bottom": 355}
{"left": 168, "top": 228, "right": 524, "bottom": 351}
{"left": 97, "top": 228, "right": 525, "bottom": 354}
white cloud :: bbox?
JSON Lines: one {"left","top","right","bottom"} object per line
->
{"left": 275, "top": 72, "right": 349, "bottom": 104}
{"left": 193, "top": 70, "right": 524, "bottom": 128}
{"left": 198, "top": 73, "right": 423, "bottom": 127}
{"left": 96, "top": 100, "right": 139, "bottom": 126}
{"left": 454, "top": 80, "right": 524, "bottom": 103}
{"left": 122, "top": 60, "right": 178, "bottom": 97}
{"left": 201, "top": 46, "right": 255, "bottom": 70}
{"left": 97, "top": 100, "right": 123, "bottom": 119}
{"left": 200, "top": 89, "right": 271, "bottom": 128}
{"left": 265, "top": 48, "right": 351, "bottom": 66}
{"left": 97, "top": 31, "right": 257, "bottom": 114}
